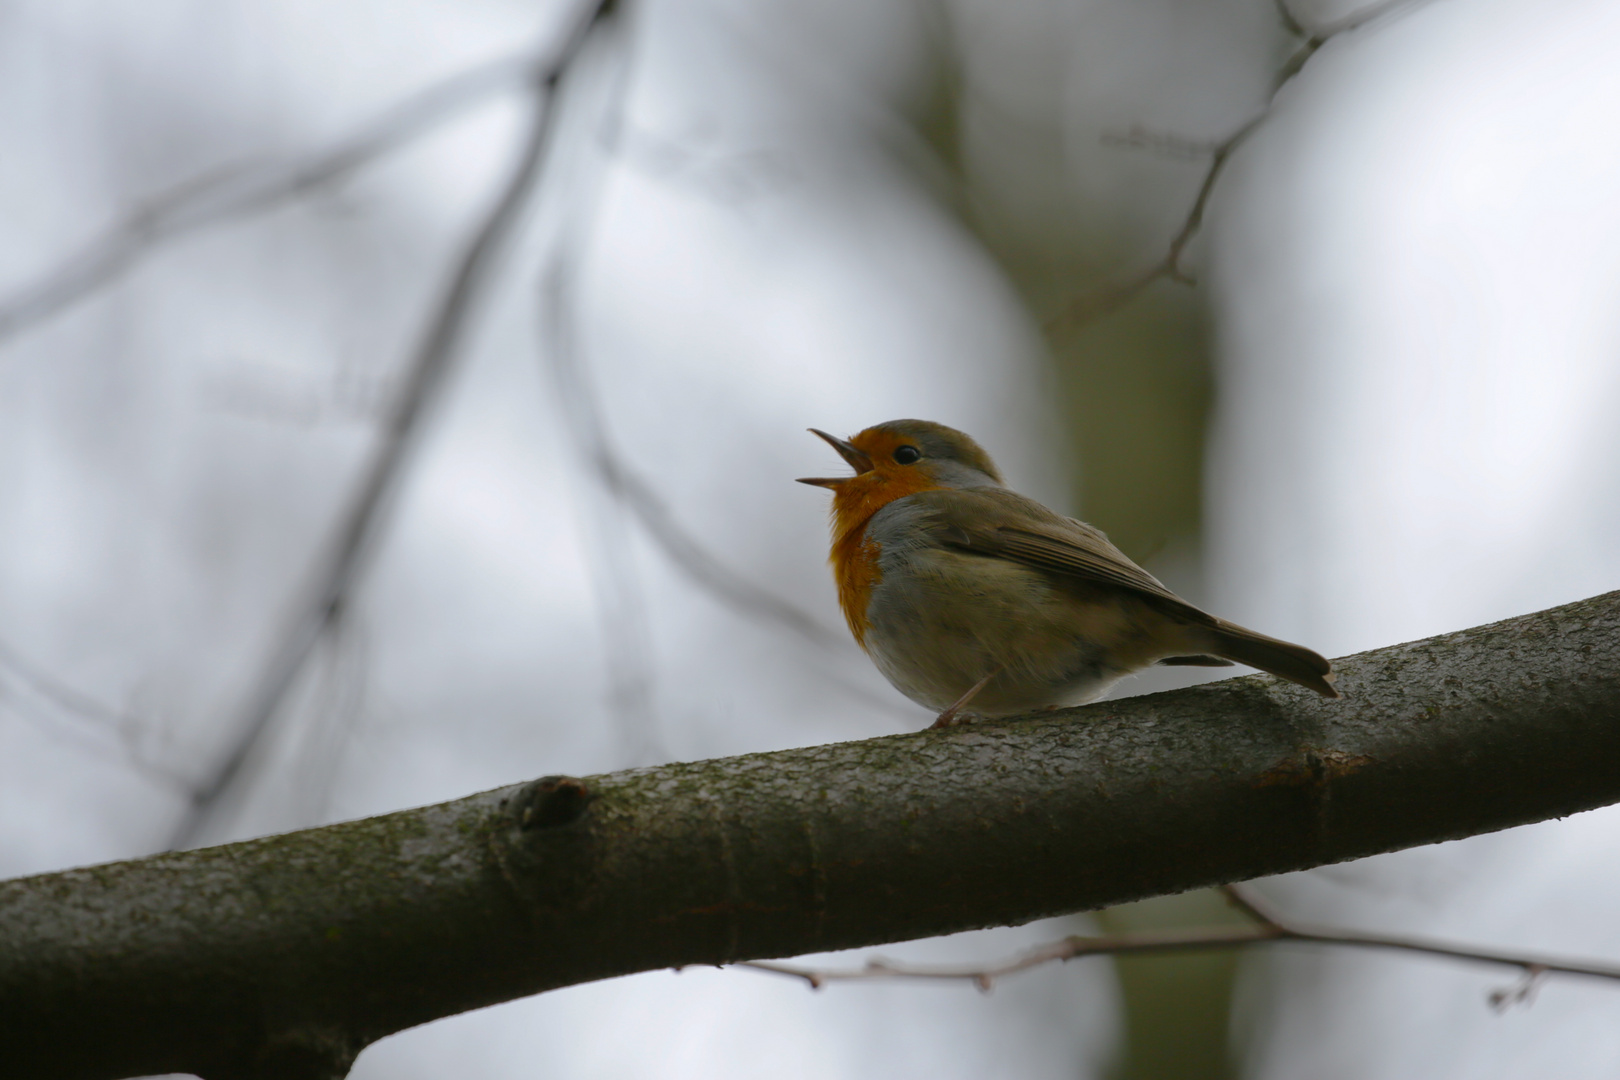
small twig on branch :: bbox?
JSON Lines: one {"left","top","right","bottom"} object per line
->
{"left": 1053, "top": 0, "right": 1433, "bottom": 332}
{"left": 1219, "top": 883, "right": 1620, "bottom": 993}
{"left": 0, "top": 53, "right": 535, "bottom": 348}
{"left": 167, "top": 0, "right": 619, "bottom": 850}
{"left": 1489, "top": 965, "right": 1548, "bottom": 1012}
{"left": 739, "top": 879, "right": 1620, "bottom": 1005}
{"left": 738, "top": 922, "right": 1282, "bottom": 992}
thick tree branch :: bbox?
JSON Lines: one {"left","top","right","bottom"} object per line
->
{"left": 5, "top": 591, "right": 1620, "bottom": 1079}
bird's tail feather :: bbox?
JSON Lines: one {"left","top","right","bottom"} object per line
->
{"left": 1198, "top": 620, "right": 1340, "bottom": 699}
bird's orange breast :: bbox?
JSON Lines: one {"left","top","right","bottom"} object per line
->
{"left": 827, "top": 467, "right": 941, "bottom": 649}
{"left": 831, "top": 526, "right": 882, "bottom": 648}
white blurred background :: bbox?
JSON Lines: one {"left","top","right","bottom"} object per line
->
{"left": 2, "top": 0, "right": 1618, "bottom": 1077}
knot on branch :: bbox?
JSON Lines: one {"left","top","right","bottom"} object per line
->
{"left": 516, "top": 775, "right": 594, "bottom": 830}
{"left": 491, "top": 776, "right": 602, "bottom": 922}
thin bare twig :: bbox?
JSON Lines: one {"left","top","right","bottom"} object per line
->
{"left": 534, "top": 0, "right": 671, "bottom": 765}
{"left": 1271, "top": 0, "right": 1312, "bottom": 41}
{"left": 291, "top": 616, "right": 372, "bottom": 829}
{"left": 167, "top": 0, "right": 619, "bottom": 849}
{"left": 739, "top": 923, "right": 1282, "bottom": 992}
{"left": 0, "top": 637, "right": 190, "bottom": 789}
{"left": 1219, "top": 883, "right": 1620, "bottom": 988}
{"left": 534, "top": 6, "right": 911, "bottom": 744}
{"left": 739, "top": 881, "right": 1620, "bottom": 1004}
{"left": 544, "top": 336, "right": 916, "bottom": 724}
{"left": 1313, "top": 0, "right": 1431, "bottom": 38}
{"left": 0, "top": 54, "right": 534, "bottom": 347}
{"left": 606, "top": 462, "right": 844, "bottom": 648}
{"left": 549, "top": 354, "right": 916, "bottom": 723}
{"left": 1053, "top": 0, "right": 1433, "bottom": 331}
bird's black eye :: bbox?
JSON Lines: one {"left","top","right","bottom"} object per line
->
{"left": 893, "top": 445, "right": 921, "bottom": 465}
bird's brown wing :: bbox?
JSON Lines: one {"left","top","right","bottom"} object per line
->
{"left": 912, "top": 487, "right": 1339, "bottom": 697}
{"left": 916, "top": 487, "right": 1218, "bottom": 626}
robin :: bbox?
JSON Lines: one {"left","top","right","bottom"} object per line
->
{"left": 798, "top": 419, "right": 1339, "bottom": 727}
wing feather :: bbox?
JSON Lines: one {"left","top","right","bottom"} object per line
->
{"left": 902, "top": 487, "right": 1340, "bottom": 698}
{"left": 917, "top": 487, "right": 1218, "bottom": 626}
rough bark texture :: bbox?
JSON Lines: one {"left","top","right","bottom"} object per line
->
{"left": 4, "top": 592, "right": 1619, "bottom": 1080}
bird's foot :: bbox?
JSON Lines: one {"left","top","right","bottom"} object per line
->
{"left": 929, "top": 707, "right": 979, "bottom": 729}
{"left": 928, "top": 667, "right": 1004, "bottom": 729}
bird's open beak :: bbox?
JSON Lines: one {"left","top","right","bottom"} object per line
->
{"left": 796, "top": 428, "right": 874, "bottom": 487}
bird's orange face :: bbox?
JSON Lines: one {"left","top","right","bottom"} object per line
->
{"left": 798, "top": 426, "right": 947, "bottom": 545}
{"left": 799, "top": 421, "right": 1001, "bottom": 646}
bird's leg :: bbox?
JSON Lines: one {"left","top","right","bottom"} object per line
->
{"left": 930, "top": 667, "right": 1003, "bottom": 729}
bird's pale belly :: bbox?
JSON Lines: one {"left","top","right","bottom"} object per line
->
{"left": 860, "top": 545, "right": 1169, "bottom": 716}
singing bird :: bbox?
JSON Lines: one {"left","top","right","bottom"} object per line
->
{"left": 799, "top": 419, "right": 1339, "bottom": 726}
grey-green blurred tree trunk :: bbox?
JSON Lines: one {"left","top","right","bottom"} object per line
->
{"left": 910, "top": 4, "right": 1286, "bottom": 1073}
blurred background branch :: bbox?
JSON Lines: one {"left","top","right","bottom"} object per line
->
{"left": 168, "top": 0, "right": 620, "bottom": 848}
{"left": 0, "top": 636, "right": 190, "bottom": 790}
{"left": 1053, "top": 0, "right": 1433, "bottom": 332}
{"left": 0, "top": 53, "right": 534, "bottom": 347}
